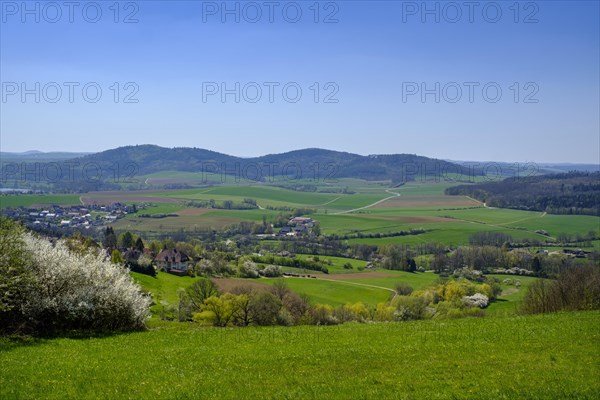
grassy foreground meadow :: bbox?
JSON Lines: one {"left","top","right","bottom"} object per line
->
{"left": 1, "top": 311, "right": 598, "bottom": 399}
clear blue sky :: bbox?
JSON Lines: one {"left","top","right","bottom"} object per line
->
{"left": 1, "top": 1, "right": 599, "bottom": 163}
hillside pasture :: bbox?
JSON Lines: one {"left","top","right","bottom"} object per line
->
{"left": 1, "top": 312, "right": 598, "bottom": 399}
{"left": 260, "top": 277, "right": 393, "bottom": 306}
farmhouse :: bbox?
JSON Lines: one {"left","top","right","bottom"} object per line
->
{"left": 289, "top": 217, "right": 313, "bottom": 226}
{"left": 278, "top": 226, "right": 292, "bottom": 236}
{"left": 155, "top": 248, "right": 191, "bottom": 275}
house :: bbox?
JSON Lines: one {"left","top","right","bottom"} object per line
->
{"left": 155, "top": 248, "right": 191, "bottom": 275}
{"left": 123, "top": 248, "right": 143, "bottom": 265}
{"left": 278, "top": 226, "right": 292, "bottom": 236}
{"left": 289, "top": 217, "right": 313, "bottom": 226}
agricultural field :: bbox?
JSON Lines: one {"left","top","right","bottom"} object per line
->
{"left": 2, "top": 181, "right": 598, "bottom": 249}
{"left": 1, "top": 311, "right": 598, "bottom": 399}
{"left": 0, "top": 194, "right": 81, "bottom": 208}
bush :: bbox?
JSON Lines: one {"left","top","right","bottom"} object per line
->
{"left": 373, "top": 303, "right": 395, "bottom": 321}
{"left": 20, "top": 234, "right": 151, "bottom": 333}
{"left": 392, "top": 296, "right": 428, "bottom": 321}
{"left": 463, "top": 293, "right": 489, "bottom": 308}
{"left": 522, "top": 266, "right": 600, "bottom": 314}
{"left": 261, "top": 265, "right": 283, "bottom": 278}
{"left": 395, "top": 283, "right": 414, "bottom": 296}
{"left": 309, "top": 304, "right": 337, "bottom": 325}
{"left": 238, "top": 260, "right": 259, "bottom": 278}
{"left": 250, "top": 292, "right": 281, "bottom": 326}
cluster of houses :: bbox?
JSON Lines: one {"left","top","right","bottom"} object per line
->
{"left": 278, "top": 217, "right": 315, "bottom": 237}
{"left": 1, "top": 203, "right": 135, "bottom": 231}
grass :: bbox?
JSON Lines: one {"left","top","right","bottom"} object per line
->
{"left": 293, "top": 254, "right": 368, "bottom": 273}
{"left": 5, "top": 181, "right": 597, "bottom": 249}
{"left": 485, "top": 275, "right": 542, "bottom": 316}
{"left": 132, "top": 272, "right": 199, "bottom": 310}
{"left": 327, "top": 270, "right": 440, "bottom": 291}
{"left": 1, "top": 311, "right": 598, "bottom": 399}
{"left": 260, "top": 277, "right": 393, "bottom": 307}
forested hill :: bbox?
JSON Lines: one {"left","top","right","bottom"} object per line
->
{"left": 66, "top": 145, "right": 473, "bottom": 183}
{"left": 445, "top": 172, "right": 600, "bottom": 216}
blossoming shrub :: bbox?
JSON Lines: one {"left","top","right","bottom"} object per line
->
{"left": 462, "top": 293, "right": 490, "bottom": 308}
{"left": 21, "top": 234, "right": 151, "bottom": 333}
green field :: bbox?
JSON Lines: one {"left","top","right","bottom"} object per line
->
{"left": 3, "top": 181, "right": 598, "bottom": 250}
{"left": 261, "top": 277, "right": 393, "bottom": 306}
{"left": 132, "top": 272, "right": 199, "bottom": 307}
{"left": 133, "top": 267, "right": 538, "bottom": 313}
{"left": 1, "top": 311, "right": 598, "bottom": 399}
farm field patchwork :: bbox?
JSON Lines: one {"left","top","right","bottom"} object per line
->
{"left": 3, "top": 182, "right": 598, "bottom": 249}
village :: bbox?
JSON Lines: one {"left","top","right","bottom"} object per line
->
{"left": 0, "top": 202, "right": 135, "bottom": 231}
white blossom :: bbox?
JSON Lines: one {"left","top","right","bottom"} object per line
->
{"left": 22, "top": 234, "right": 151, "bottom": 331}
{"left": 462, "top": 293, "right": 489, "bottom": 309}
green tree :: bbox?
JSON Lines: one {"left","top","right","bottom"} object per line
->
{"left": 187, "top": 278, "right": 219, "bottom": 311}
{"left": 135, "top": 237, "right": 145, "bottom": 252}
{"left": 120, "top": 232, "right": 134, "bottom": 249}
{"left": 103, "top": 227, "right": 117, "bottom": 249}
{"left": 0, "top": 218, "right": 32, "bottom": 330}
{"left": 111, "top": 249, "right": 124, "bottom": 265}
{"left": 531, "top": 256, "right": 542, "bottom": 275}
{"left": 201, "top": 294, "right": 235, "bottom": 327}
{"left": 250, "top": 291, "right": 281, "bottom": 326}
{"left": 231, "top": 293, "right": 254, "bottom": 326}
{"left": 312, "top": 223, "right": 321, "bottom": 236}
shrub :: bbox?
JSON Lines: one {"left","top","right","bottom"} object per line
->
{"left": 309, "top": 304, "right": 337, "bottom": 325}
{"left": 261, "top": 265, "right": 283, "bottom": 278}
{"left": 395, "top": 283, "right": 414, "bottom": 296}
{"left": 20, "top": 234, "right": 151, "bottom": 333}
{"left": 374, "top": 303, "right": 395, "bottom": 321}
{"left": 392, "top": 296, "right": 428, "bottom": 321}
{"left": 250, "top": 291, "right": 281, "bottom": 326}
{"left": 238, "top": 260, "right": 259, "bottom": 278}
{"left": 522, "top": 266, "right": 600, "bottom": 314}
{"left": 463, "top": 293, "right": 489, "bottom": 308}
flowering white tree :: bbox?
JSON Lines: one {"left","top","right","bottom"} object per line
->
{"left": 22, "top": 234, "right": 151, "bottom": 332}
{"left": 462, "top": 293, "right": 489, "bottom": 309}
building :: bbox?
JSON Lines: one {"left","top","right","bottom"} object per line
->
{"left": 155, "top": 248, "right": 191, "bottom": 275}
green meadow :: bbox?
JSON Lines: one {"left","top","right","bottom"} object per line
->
{"left": 1, "top": 311, "right": 598, "bottom": 399}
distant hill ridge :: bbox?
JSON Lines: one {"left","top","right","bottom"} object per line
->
{"left": 69, "top": 145, "right": 475, "bottom": 182}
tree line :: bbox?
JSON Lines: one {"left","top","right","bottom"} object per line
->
{"left": 445, "top": 172, "right": 600, "bottom": 216}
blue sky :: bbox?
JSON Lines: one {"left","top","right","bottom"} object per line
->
{"left": 1, "top": 0, "right": 599, "bottom": 163}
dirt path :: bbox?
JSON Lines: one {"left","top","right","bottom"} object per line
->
{"left": 466, "top": 196, "right": 485, "bottom": 206}
{"left": 321, "top": 196, "right": 342, "bottom": 206}
{"left": 288, "top": 275, "right": 398, "bottom": 300}
{"left": 332, "top": 189, "right": 401, "bottom": 215}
